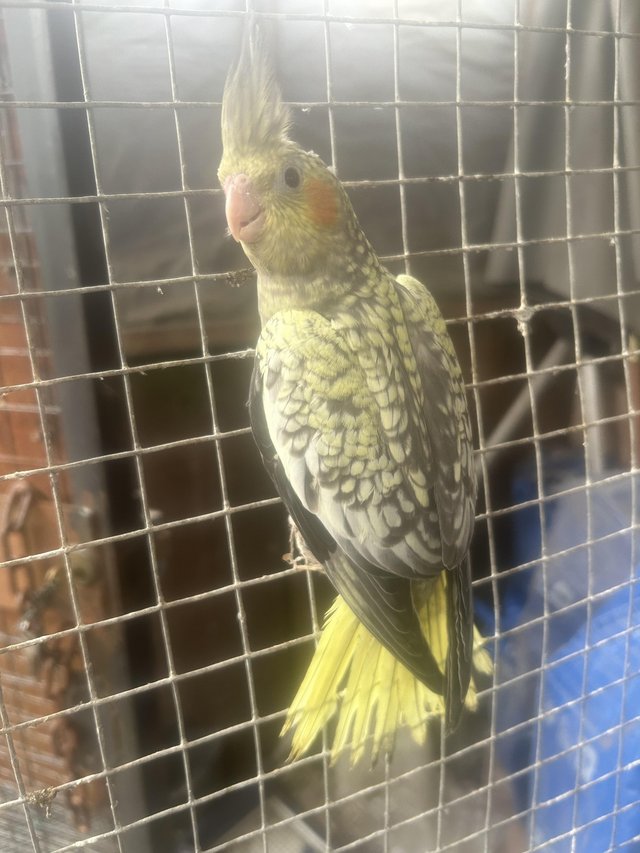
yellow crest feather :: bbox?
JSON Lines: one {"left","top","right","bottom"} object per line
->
{"left": 221, "top": 19, "right": 291, "bottom": 155}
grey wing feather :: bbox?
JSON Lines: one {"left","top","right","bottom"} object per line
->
{"left": 445, "top": 557, "right": 473, "bottom": 731}
{"left": 395, "top": 274, "right": 477, "bottom": 569}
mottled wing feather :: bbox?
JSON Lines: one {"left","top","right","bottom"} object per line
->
{"left": 248, "top": 361, "right": 445, "bottom": 694}
{"left": 257, "top": 309, "right": 444, "bottom": 578}
{"left": 394, "top": 274, "right": 477, "bottom": 569}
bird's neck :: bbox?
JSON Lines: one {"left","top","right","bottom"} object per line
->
{"left": 256, "top": 233, "right": 385, "bottom": 326}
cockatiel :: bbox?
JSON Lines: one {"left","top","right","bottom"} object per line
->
{"left": 218, "top": 25, "right": 490, "bottom": 764}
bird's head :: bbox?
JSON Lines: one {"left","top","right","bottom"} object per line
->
{"left": 218, "top": 25, "right": 351, "bottom": 277}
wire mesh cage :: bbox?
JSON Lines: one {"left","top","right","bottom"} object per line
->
{"left": 0, "top": 1, "right": 639, "bottom": 851}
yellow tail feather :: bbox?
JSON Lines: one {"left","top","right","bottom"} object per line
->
{"left": 282, "top": 574, "right": 492, "bottom": 765}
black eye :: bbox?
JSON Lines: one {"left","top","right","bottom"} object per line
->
{"left": 284, "top": 166, "right": 301, "bottom": 189}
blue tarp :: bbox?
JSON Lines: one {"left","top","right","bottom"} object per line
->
{"left": 490, "top": 460, "right": 640, "bottom": 850}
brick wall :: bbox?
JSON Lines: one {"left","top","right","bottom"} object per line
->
{"left": 0, "top": 16, "right": 106, "bottom": 829}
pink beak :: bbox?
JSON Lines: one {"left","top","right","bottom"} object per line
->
{"left": 224, "top": 174, "right": 265, "bottom": 243}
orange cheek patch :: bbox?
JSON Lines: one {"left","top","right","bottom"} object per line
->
{"left": 305, "top": 178, "right": 340, "bottom": 229}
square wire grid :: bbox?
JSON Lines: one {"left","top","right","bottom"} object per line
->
{"left": 1, "top": 1, "right": 639, "bottom": 852}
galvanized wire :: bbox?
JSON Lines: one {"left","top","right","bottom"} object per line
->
{"left": 0, "top": 3, "right": 639, "bottom": 852}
